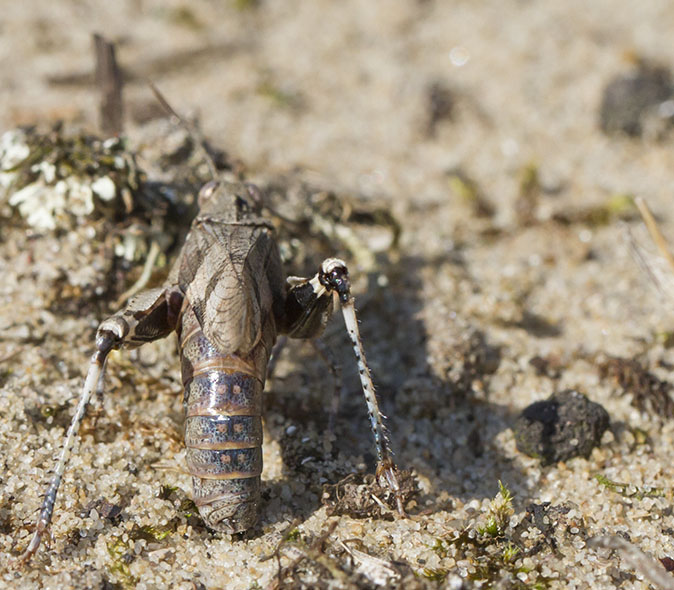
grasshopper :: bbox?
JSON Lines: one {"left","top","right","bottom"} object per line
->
{"left": 18, "top": 109, "right": 404, "bottom": 565}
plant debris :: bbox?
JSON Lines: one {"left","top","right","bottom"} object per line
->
{"left": 262, "top": 172, "right": 401, "bottom": 276}
{"left": 598, "top": 355, "right": 674, "bottom": 419}
{"left": 551, "top": 193, "right": 637, "bottom": 227}
{"left": 1, "top": 126, "right": 148, "bottom": 231}
{"left": 589, "top": 536, "right": 674, "bottom": 590}
{"left": 0, "top": 124, "right": 199, "bottom": 306}
{"left": 594, "top": 474, "right": 667, "bottom": 501}
{"left": 321, "top": 471, "right": 418, "bottom": 519}
{"left": 446, "top": 169, "right": 495, "bottom": 218}
{"left": 424, "top": 81, "right": 455, "bottom": 138}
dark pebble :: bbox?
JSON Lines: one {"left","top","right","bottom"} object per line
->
{"left": 514, "top": 389, "right": 609, "bottom": 464}
{"left": 599, "top": 62, "right": 674, "bottom": 137}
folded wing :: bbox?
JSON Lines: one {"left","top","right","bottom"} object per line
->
{"left": 178, "top": 220, "right": 279, "bottom": 354}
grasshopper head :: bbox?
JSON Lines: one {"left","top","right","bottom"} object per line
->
{"left": 197, "top": 181, "right": 264, "bottom": 222}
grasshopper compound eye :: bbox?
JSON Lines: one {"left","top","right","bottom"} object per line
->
{"left": 244, "top": 182, "right": 264, "bottom": 211}
{"left": 197, "top": 180, "right": 219, "bottom": 207}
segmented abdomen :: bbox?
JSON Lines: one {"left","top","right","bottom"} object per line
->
{"left": 179, "top": 307, "right": 274, "bottom": 533}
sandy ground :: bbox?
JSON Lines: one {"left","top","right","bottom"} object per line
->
{"left": 2, "top": 1, "right": 674, "bottom": 589}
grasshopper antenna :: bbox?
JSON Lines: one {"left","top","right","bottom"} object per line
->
{"left": 148, "top": 81, "right": 218, "bottom": 180}
{"left": 15, "top": 336, "right": 117, "bottom": 566}
{"left": 149, "top": 81, "right": 298, "bottom": 225}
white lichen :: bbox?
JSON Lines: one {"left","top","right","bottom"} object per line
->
{"left": 0, "top": 129, "right": 30, "bottom": 170}
{"left": 0, "top": 129, "right": 30, "bottom": 193}
{"left": 9, "top": 180, "right": 64, "bottom": 230}
{"left": 7, "top": 174, "right": 109, "bottom": 231}
{"left": 65, "top": 177, "right": 95, "bottom": 217}
{"left": 0, "top": 128, "right": 133, "bottom": 230}
{"left": 33, "top": 161, "right": 57, "bottom": 184}
{"left": 92, "top": 176, "right": 116, "bottom": 201}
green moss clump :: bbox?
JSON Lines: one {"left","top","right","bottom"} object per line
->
{"left": 422, "top": 567, "right": 448, "bottom": 581}
{"left": 131, "top": 524, "right": 173, "bottom": 542}
{"left": 477, "top": 481, "right": 514, "bottom": 538}
{"left": 285, "top": 528, "right": 302, "bottom": 542}
{"left": 107, "top": 538, "right": 138, "bottom": 590}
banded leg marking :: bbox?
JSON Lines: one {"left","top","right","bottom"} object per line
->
{"left": 340, "top": 298, "right": 404, "bottom": 514}
{"left": 17, "top": 340, "right": 114, "bottom": 565}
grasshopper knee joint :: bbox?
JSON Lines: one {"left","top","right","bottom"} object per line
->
{"left": 318, "top": 258, "right": 351, "bottom": 303}
{"left": 96, "top": 318, "right": 128, "bottom": 351}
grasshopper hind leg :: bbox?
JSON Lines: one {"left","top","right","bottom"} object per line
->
{"left": 281, "top": 258, "right": 406, "bottom": 516}
{"left": 16, "top": 335, "right": 116, "bottom": 566}
{"left": 16, "top": 286, "right": 183, "bottom": 566}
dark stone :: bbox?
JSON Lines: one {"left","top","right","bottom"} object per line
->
{"left": 80, "top": 498, "right": 123, "bottom": 522}
{"left": 425, "top": 81, "right": 455, "bottom": 137}
{"left": 599, "top": 62, "right": 673, "bottom": 137}
{"left": 514, "top": 389, "right": 609, "bottom": 464}
{"left": 512, "top": 502, "right": 575, "bottom": 552}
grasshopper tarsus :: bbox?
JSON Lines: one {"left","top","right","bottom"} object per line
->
{"left": 376, "top": 459, "right": 407, "bottom": 517}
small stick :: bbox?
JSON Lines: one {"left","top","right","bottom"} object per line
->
{"left": 148, "top": 81, "right": 218, "bottom": 179}
{"left": 634, "top": 197, "right": 674, "bottom": 274}
{"left": 93, "top": 33, "right": 124, "bottom": 136}
{"left": 589, "top": 536, "right": 674, "bottom": 590}
{"left": 114, "top": 239, "right": 162, "bottom": 307}
{"left": 625, "top": 223, "right": 664, "bottom": 293}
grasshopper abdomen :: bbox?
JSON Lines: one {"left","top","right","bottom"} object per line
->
{"left": 179, "top": 304, "right": 275, "bottom": 532}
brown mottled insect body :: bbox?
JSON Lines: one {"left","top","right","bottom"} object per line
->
{"left": 112, "top": 181, "right": 285, "bottom": 534}
{"left": 173, "top": 187, "right": 282, "bottom": 532}
{"left": 18, "top": 176, "right": 403, "bottom": 563}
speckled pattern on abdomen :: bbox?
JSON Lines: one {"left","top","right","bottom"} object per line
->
{"left": 178, "top": 307, "right": 275, "bottom": 533}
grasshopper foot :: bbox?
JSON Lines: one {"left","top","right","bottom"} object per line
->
{"left": 376, "top": 458, "right": 407, "bottom": 517}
